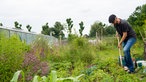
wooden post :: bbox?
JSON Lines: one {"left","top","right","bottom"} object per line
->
{"left": 59, "top": 35, "right": 62, "bottom": 45}
{"left": 144, "top": 41, "right": 146, "bottom": 60}
{"left": 99, "top": 29, "right": 101, "bottom": 40}
{"left": 139, "top": 31, "right": 146, "bottom": 60}
{"left": 96, "top": 32, "right": 97, "bottom": 43}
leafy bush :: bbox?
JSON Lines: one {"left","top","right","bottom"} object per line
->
{"left": 96, "top": 41, "right": 108, "bottom": 50}
{"left": 97, "top": 37, "right": 118, "bottom": 50}
{"left": 50, "top": 61, "right": 72, "bottom": 77}
{"left": 67, "top": 37, "right": 97, "bottom": 64}
{"left": 0, "top": 33, "right": 30, "bottom": 82}
{"left": 68, "top": 34, "right": 78, "bottom": 42}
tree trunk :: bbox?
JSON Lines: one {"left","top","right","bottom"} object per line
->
{"left": 144, "top": 42, "right": 146, "bottom": 60}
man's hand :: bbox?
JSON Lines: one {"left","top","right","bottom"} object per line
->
{"left": 118, "top": 43, "right": 122, "bottom": 49}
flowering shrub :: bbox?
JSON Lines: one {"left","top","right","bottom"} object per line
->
{"left": 22, "top": 36, "right": 50, "bottom": 81}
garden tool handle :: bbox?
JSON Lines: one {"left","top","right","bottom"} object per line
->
{"left": 117, "top": 37, "right": 122, "bottom": 55}
{"left": 117, "top": 37, "right": 123, "bottom": 66}
{"left": 117, "top": 37, "right": 121, "bottom": 54}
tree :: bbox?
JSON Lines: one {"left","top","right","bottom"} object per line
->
{"left": 128, "top": 4, "right": 146, "bottom": 38}
{"left": 0, "top": 22, "right": 3, "bottom": 26}
{"left": 104, "top": 25, "right": 116, "bottom": 36}
{"left": 89, "top": 22, "right": 105, "bottom": 38}
{"left": 53, "top": 21, "right": 65, "bottom": 38}
{"left": 128, "top": 4, "right": 146, "bottom": 60}
{"left": 41, "top": 23, "right": 49, "bottom": 35}
{"left": 66, "top": 18, "right": 73, "bottom": 34}
{"left": 79, "top": 21, "right": 85, "bottom": 36}
{"left": 41, "top": 22, "right": 65, "bottom": 38}
{"left": 14, "top": 21, "right": 22, "bottom": 29}
{"left": 128, "top": 4, "right": 146, "bottom": 27}
{"left": 26, "top": 25, "right": 32, "bottom": 32}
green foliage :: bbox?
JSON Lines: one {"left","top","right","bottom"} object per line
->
{"left": 128, "top": 4, "right": 146, "bottom": 27}
{"left": 49, "top": 35, "right": 97, "bottom": 65}
{"left": 32, "top": 35, "right": 50, "bottom": 57}
{"left": 11, "top": 70, "right": 84, "bottom": 82}
{"left": 50, "top": 61, "right": 72, "bottom": 77}
{"left": 128, "top": 4, "right": 146, "bottom": 39}
{"left": 0, "top": 33, "right": 30, "bottom": 82}
{"left": 50, "top": 71, "right": 57, "bottom": 82}
{"left": 116, "top": 74, "right": 140, "bottom": 82}
{"left": 89, "top": 22, "right": 105, "bottom": 38}
{"left": 0, "top": 22, "right": 3, "bottom": 26}
{"left": 68, "top": 34, "right": 78, "bottom": 42}
{"left": 68, "top": 36, "right": 96, "bottom": 64}
{"left": 14, "top": 21, "right": 22, "bottom": 29}
{"left": 104, "top": 25, "right": 116, "bottom": 36}
{"left": 32, "top": 76, "right": 40, "bottom": 82}
{"left": 22, "top": 35, "right": 50, "bottom": 81}
{"left": 26, "top": 25, "right": 32, "bottom": 32}
{"left": 66, "top": 18, "right": 73, "bottom": 34}
{"left": 10, "top": 70, "right": 25, "bottom": 82}
{"left": 53, "top": 21, "right": 65, "bottom": 38}
{"left": 79, "top": 21, "right": 85, "bottom": 36}
{"left": 41, "top": 22, "right": 65, "bottom": 38}
{"left": 47, "top": 36, "right": 97, "bottom": 80}
{"left": 96, "top": 37, "right": 118, "bottom": 50}
{"left": 131, "top": 39, "right": 144, "bottom": 59}
{"left": 137, "top": 23, "right": 146, "bottom": 41}
{"left": 41, "top": 23, "right": 49, "bottom": 35}
{"left": 70, "top": 36, "right": 88, "bottom": 48}
{"left": 6, "top": 32, "right": 146, "bottom": 82}
{"left": 96, "top": 41, "right": 107, "bottom": 50}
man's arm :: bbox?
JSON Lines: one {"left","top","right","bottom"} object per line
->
{"left": 116, "top": 31, "right": 119, "bottom": 38}
{"left": 119, "top": 32, "right": 127, "bottom": 45}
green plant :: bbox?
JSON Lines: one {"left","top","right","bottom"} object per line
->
{"left": 66, "top": 18, "right": 73, "bottom": 35}
{"left": 0, "top": 33, "right": 30, "bottom": 82}
{"left": 68, "top": 34, "right": 78, "bottom": 42}
{"left": 26, "top": 25, "right": 32, "bottom": 32}
{"left": 79, "top": 21, "right": 85, "bottom": 36}
{"left": 14, "top": 21, "right": 22, "bottom": 29}
{"left": 11, "top": 70, "right": 84, "bottom": 82}
{"left": 22, "top": 35, "right": 50, "bottom": 81}
{"left": 10, "top": 70, "right": 25, "bottom": 82}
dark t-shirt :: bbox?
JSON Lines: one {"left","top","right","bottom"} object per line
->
{"left": 114, "top": 19, "right": 136, "bottom": 42}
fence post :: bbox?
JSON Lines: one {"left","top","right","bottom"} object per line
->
{"left": 144, "top": 41, "right": 146, "bottom": 60}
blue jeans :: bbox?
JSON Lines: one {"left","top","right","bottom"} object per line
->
{"left": 122, "top": 37, "right": 136, "bottom": 72}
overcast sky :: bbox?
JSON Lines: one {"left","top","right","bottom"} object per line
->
{"left": 0, "top": 0, "right": 146, "bottom": 35}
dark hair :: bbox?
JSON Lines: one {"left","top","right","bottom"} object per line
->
{"left": 108, "top": 14, "right": 116, "bottom": 23}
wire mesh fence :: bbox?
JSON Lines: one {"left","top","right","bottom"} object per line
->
{"left": 0, "top": 26, "right": 58, "bottom": 46}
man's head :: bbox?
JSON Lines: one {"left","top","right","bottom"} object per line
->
{"left": 108, "top": 14, "right": 120, "bottom": 25}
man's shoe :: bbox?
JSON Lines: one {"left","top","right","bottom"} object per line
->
{"left": 124, "top": 66, "right": 128, "bottom": 71}
{"left": 127, "top": 70, "right": 135, "bottom": 74}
